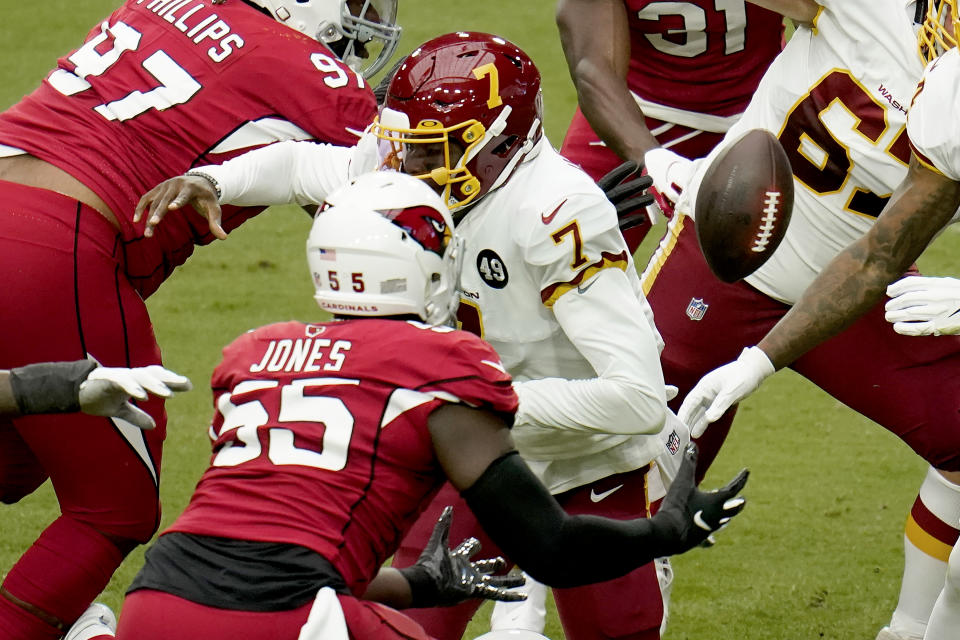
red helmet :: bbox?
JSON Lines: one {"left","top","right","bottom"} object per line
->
{"left": 373, "top": 32, "right": 543, "bottom": 211}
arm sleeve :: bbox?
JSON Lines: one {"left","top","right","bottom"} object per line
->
{"left": 462, "top": 452, "right": 670, "bottom": 587}
{"left": 514, "top": 254, "right": 668, "bottom": 436}
{"left": 195, "top": 139, "right": 357, "bottom": 207}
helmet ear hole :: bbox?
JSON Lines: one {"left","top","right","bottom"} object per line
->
{"left": 490, "top": 135, "right": 518, "bottom": 157}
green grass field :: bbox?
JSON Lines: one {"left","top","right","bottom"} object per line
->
{"left": 2, "top": 2, "right": 959, "bottom": 639}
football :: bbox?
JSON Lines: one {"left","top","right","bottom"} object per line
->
{"left": 694, "top": 128, "right": 794, "bottom": 283}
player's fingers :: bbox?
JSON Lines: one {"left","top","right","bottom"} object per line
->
{"left": 716, "top": 468, "right": 750, "bottom": 499}
{"left": 208, "top": 208, "right": 227, "bottom": 240}
{"left": 453, "top": 537, "right": 481, "bottom": 560}
{"left": 428, "top": 506, "right": 454, "bottom": 549}
{"left": 892, "top": 320, "right": 932, "bottom": 336}
{"left": 477, "top": 583, "right": 527, "bottom": 602}
{"left": 115, "top": 403, "right": 157, "bottom": 430}
{"left": 471, "top": 557, "right": 507, "bottom": 575}
{"left": 885, "top": 275, "right": 928, "bottom": 298}
{"left": 486, "top": 571, "right": 525, "bottom": 590}
{"left": 142, "top": 366, "right": 192, "bottom": 392}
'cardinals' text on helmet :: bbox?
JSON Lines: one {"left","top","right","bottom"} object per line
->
{"left": 372, "top": 32, "right": 543, "bottom": 211}
{"left": 918, "top": 0, "right": 960, "bottom": 62}
{"left": 247, "top": 0, "right": 400, "bottom": 77}
{"left": 307, "top": 171, "right": 463, "bottom": 325}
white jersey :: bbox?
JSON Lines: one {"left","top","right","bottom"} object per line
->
{"left": 909, "top": 47, "right": 960, "bottom": 184}
{"left": 200, "top": 137, "right": 683, "bottom": 495}
{"left": 682, "top": 0, "right": 924, "bottom": 304}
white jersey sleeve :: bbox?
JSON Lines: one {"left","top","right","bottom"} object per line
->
{"left": 195, "top": 133, "right": 378, "bottom": 207}
{"left": 908, "top": 48, "right": 960, "bottom": 182}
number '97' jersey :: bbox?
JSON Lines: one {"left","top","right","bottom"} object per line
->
{"left": 684, "top": 0, "right": 923, "bottom": 303}
{"left": 165, "top": 319, "right": 517, "bottom": 595}
{"left": 909, "top": 47, "right": 960, "bottom": 211}
{"left": 0, "top": 0, "right": 374, "bottom": 297}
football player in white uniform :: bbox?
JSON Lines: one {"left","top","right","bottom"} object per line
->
{"left": 664, "top": 2, "right": 960, "bottom": 639}
{"left": 138, "top": 32, "right": 690, "bottom": 640}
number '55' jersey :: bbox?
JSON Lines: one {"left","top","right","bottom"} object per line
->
{"left": 165, "top": 319, "right": 517, "bottom": 596}
{"left": 685, "top": 0, "right": 924, "bottom": 304}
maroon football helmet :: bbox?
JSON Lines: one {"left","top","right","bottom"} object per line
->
{"left": 372, "top": 32, "right": 543, "bottom": 211}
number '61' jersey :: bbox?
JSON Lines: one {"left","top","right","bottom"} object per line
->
{"left": 683, "top": 0, "right": 924, "bottom": 304}
{"left": 165, "top": 319, "right": 517, "bottom": 595}
{"left": 0, "top": 0, "right": 374, "bottom": 297}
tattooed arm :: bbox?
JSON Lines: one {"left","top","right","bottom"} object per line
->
{"left": 758, "top": 155, "right": 960, "bottom": 369}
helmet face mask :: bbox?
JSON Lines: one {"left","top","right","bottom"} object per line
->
{"left": 307, "top": 172, "right": 462, "bottom": 326}
{"left": 371, "top": 32, "right": 543, "bottom": 212}
{"left": 249, "top": 0, "right": 400, "bottom": 77}
{"left": 918, "top": 0, "right": 959, "bottom": 63}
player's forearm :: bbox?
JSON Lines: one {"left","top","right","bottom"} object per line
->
{"left": 463, "top": 452, "right": 667, "bottom": 588}
{"left": 758, "top": 161, "right": 960, "bottom": 368}
{"left": 557, "top": 0, "right": 658, "bottom": 160}
{"left": 515, "top": 268, "right": 668, "bottom": 435}
{"left": 200, "top": 140, "right": 350, "bottom": 207}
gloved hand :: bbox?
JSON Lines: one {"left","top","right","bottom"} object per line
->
{"left": 79, "top": 365, "right": 192, "bottom": 430}
{"left": 678, "top": 346, "right": 775, "bottom": 438}
{"left": 651, "top": 443, "right": 748, "bottom": 554}
{"left": 597, "top": 160, "right": 655, "bottom": 231}
{"left": 885, "top": 276, "right": 960, "bottom": 336}
{"left": 399, "top": 506, "right": 527, "bottom": 607}
{"left": 643, "top": 147, "right": 696, "bottom": 216}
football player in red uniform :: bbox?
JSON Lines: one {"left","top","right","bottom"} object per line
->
{"left": 555, "top": 0, "right": 784, "bottom": 251}
{"left": 0, "top": 1, "right": 398, "bottom": 637}
{"left": 65, "top": 172, "right": 748, "bottom": 640}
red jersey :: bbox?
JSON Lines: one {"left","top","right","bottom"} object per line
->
{"left": 0, "top": 0, "right": 375, "bottom": 297}
{"left": 625, "top": 0, "right": 784, "bottom": 116}
{"left": 167, "top": 319, "right": 518, "bottom": 595}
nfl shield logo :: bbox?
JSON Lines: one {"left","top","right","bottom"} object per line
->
{"left": 686, "top": 298, "right": 708, "bottom": 321}
{"left": 665, "top": 430, "right": 681, "bottom": 455}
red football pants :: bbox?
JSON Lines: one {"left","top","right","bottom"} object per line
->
{"left": 0, "top": 181, "right": 165, "bottom": 634}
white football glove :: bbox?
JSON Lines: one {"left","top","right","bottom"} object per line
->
{"left": 78, "top": 365, "right": 192, "bottom": 430}
{"left": 678, "top": 347, "right": 775, "bottom": 438}
{"left": 643, "top": 148, "right": 696, "bottom": 206}
{"left": 884, "top": 276, "right": 960, "bottom": 336}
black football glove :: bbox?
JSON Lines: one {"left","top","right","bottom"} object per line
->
{"left": 651, "top": 444, "right": 749, "bottom": 555}
{"left": 399, "top": 506, "right": 527, "bottom": 607}
{"left": 597, "top": 160, "right": 655, "bottom": 231}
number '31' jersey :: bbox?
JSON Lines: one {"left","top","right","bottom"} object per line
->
{"left": 625, "top": 0, "right": 784, "bottom": 118}
{"left": 0, "top": 0, "right": 374, "bottom": 297}
{"left": 909, "top": 47, "right": 960, "bottom": 215}
{"left": 165, "top": 319, "right": 517, "bottom": 595}
{"left": 684, "top": 0, "right": 923, "bottom": 303}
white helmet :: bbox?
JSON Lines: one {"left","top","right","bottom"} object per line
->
{"left": 307, "top": 171, "right": 462, "bottom": 325}
{"left": 249, "top": 0, "right": 401, "bottom": 77}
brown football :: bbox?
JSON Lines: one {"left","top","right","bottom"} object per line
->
{"left": 694, "top": 128, "right": 794, "bottom": 283}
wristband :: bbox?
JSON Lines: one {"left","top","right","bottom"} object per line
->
{"left": 9, "top": 359, "right": 98, "bottom": 415}
{"left": 185, "top": 170, "right": 222, "bottom": 199}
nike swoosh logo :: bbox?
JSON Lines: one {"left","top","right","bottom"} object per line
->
{"left": 589, "top": 484, "right": 624, "bottom": 503}
{"left": 541, "top": 199, "right": 568, "bottom": 225}
{"left": 577, "top": 277, "right": 598, "bottom": 295}
{"left": 693, "top": 510, "right": 711, "bottom": 531}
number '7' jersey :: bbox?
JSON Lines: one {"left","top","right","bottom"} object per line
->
{"left": 0, "top": 0, "right": 374, "bottom": 297}
{"left": 166, "top": 319, "right": 517, "bottom": 595}
{"left": 684, "top": 0, "right": 924, "bottom": 304}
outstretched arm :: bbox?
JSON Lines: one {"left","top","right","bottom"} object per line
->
{"left": 556, "top": 0, "right": 659, "bottom": 162}
{"left": 429, "top": 404, "right": 748, "bottom": 588}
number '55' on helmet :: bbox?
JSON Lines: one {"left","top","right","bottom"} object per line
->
{"left": 372, "top": 32, "right": 543, "bottom": 211}
{"left": 307, "top": 171, "right": 463, "bottom": 326}
{"left": 248, "top": 0, "right": 401, "bottom": 77}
